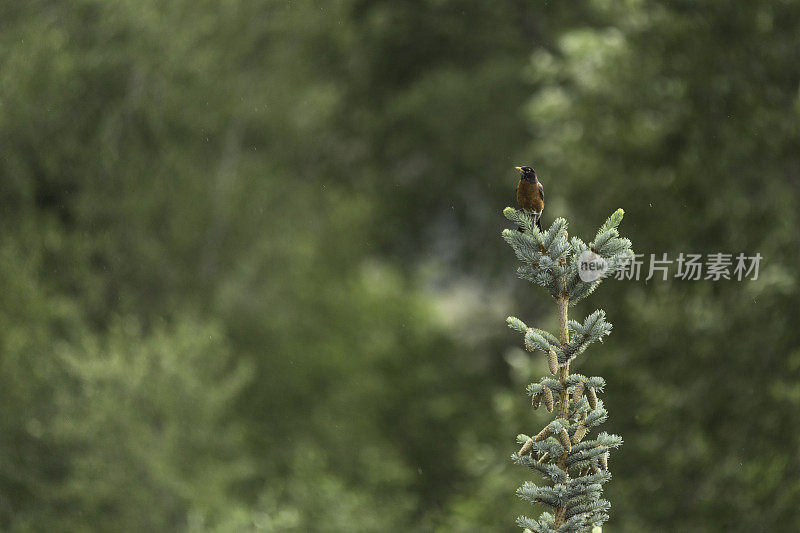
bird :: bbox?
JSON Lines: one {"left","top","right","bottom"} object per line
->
{"left": 515, "top": 165, "right": 544, "bottom": 231}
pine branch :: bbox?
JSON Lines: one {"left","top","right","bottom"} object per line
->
{"left": 503, "top": 208, "right": 632, "bottom": 532}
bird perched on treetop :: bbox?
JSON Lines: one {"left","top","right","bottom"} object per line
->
{"left": 515, "top": 165, "right": 544, "bottom": 231}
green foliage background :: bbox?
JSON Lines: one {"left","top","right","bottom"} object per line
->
{"left": 1, "top": 1, "right": 799, "bottom": 531}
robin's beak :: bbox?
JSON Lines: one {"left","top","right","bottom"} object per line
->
{"left": 515, "top": 166, "right": 523, "bottom": 173}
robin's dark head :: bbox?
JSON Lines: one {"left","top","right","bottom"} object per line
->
{"left": 515, "top": 166, "right": 537, "bottom": 182}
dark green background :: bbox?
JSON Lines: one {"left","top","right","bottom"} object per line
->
{"left": 1, "top": 1, "right": 798, "bottom": 531}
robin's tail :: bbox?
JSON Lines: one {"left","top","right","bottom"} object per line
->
{"left": 535, "top": 216, "right": 542, "bottom": 231}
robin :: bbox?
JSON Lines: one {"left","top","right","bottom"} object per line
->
{"left": 515, "top": 165, "right": 544, "bottom": 231}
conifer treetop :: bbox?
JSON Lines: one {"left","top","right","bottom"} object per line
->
{"left": 503, "top": 208, "right": 632, "bottom": 533}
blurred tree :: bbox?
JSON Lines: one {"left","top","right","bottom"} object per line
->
{"left": 0, "top": 1, "right": 567, "bottom": 530}
{"left": 0, "top": 236, "right": 250, "bottom": 530}
{"left": 0, "top": 238, "right": 84, "bottom": 529}
{"left": 52, "top": 318, "right": 252, "bottom": 531}
{"left": 1, "top": 0, "right": 798, "bottom": 531}
{"left": 518, "top": 1, "right": 800, "bottom": 531}
{"left": 340, "top": 0, "right": 599, "bottom": 273}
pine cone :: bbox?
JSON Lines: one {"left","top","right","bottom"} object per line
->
{"left": 534, "top": 425, "right": 551, "bottom": 442}
{"left": 586, "top": 387, "right": 598, "bottom": 410}
{"left": 558, "top": 427, "right": 572, "bottom": 452}
{"left": 572, "top": 425, "right": 587, "bottom": 443}
{"left": 518, "top": 437, "right": 534, "bottom": 456}
{"left": 531, "top": 392, "right": 541, "bottom": 410}
{"left": 543, "top": 386, "right": 554, "bottom": 413}
{"left": 572, "top": 382, "right": 585, "bottom": 403}
{"left": 547, "top": 348, "right": 558, "bottom": 375}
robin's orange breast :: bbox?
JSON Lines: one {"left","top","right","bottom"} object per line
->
{"left": 517, "top": 180, "right": 543, "bottom": 213}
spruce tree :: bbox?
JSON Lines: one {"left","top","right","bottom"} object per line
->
{"left": 502, "top": 207, "right": 634, "bottom": 532}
